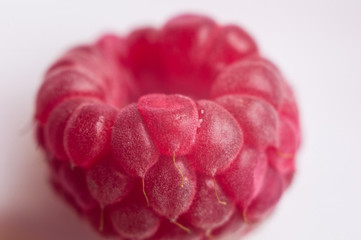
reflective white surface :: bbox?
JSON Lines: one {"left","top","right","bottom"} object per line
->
{"left": 0, "top": 0, "right": 360, "bottom": 239}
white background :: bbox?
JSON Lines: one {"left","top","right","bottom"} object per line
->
{"left": 0, "top": 0, "right": 361, "bottom": 239}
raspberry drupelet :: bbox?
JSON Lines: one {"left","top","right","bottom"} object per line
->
{"left": 35, "top": 14, "right": 301, "bottom": 240}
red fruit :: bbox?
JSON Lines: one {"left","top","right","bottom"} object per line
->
{"left": 188, "top": 100, "right": 243, "bottom": 175}
{"left": 159, "top": 14, "right": 217, "bottom": 97}
{"left": 44, "top": 98, "right": 95, "bottom": 160}
{"left": 211, "top": 57, "right": 283, "bottom": 108}
{"left": 184, "top": 174, "right": 235, "bottom": 230}
{"left": 34, "top": 14, "right": 301, "bottom": 240}
{"left": 245, "top": 168, "right": 285, "bottom": 223}
{"left": 36, "top": 70, "right": 105, "bottom": 124}
{"left": 145, "top": 155, "right": 197, "bottom": 220}
{"left": 112, "top": 103, "right": 159, "bottom": 178}
{"left": 85, "top": 157, "right": 134, "bottom": 207}
{"left": 215, "top": 95, "right": 278, "bottom": 150}
{"left": 202, "top": 25, "right": 258, "bottom": 81}
{"left": 64, "top": 102, "right": 117, "bottom": 167}
{"left": 96, "top": 34, "right": 125, "bottom": 63}
{"left": 137, "top": 94, "right": 198, "bottom": 156}
{"left": 218, "top": 146, "right": 267, "bottom": 210}
{"left": 152, "top": 217, "right": 203, "bottom": 240}
{"left": 110, "top": 196, "right": 161, "bottom": 239}
{"left": 126, "top": 27, "right": 164, "bottom": 94}
{"left": 54, "top": 162, "right": 97, "bottom": 212}
{"left": 86, "top": 206, "right": 118, "bottom": 237}
{"left": 210, "top": 209, "right": 246, "bottom": 240}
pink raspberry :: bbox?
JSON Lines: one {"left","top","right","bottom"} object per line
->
{"left": 35, "top": 14, "right": 301, "bottom": 240}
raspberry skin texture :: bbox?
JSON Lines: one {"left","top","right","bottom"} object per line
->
{"left": 34, "top": 13, "right": 301, "bottom": 240}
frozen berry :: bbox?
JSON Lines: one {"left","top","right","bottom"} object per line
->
{"left": 34, "top": 13, "right": 301, "bottom": 240}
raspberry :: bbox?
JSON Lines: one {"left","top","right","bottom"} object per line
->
{"left": 85, "top": 156, "right": 134, "bottom": 207}
{"left": 34, "top": 14, "right": 301, "bottom": 240}
{"left": 137, "top": 94, "right": 199, "bottom": 156}
{"left": 64, "top": 102, "right": 118, "bottom": 167}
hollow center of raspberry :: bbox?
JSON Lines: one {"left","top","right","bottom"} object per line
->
{"left": 124, "top": 52, "right": 217, "bottom": 101}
